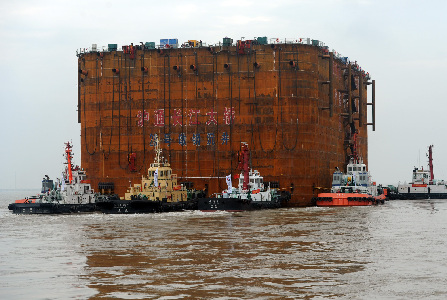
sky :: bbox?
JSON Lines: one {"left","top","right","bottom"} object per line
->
{"left": 1, "top": 0, "right": 446, "bottom": 189}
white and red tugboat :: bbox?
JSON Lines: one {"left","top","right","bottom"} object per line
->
{"left": 197, "top": 142, "right": 290, "bottom": 212}
{"left": 313, "top": 132, "right": 386, "bottom": 206}
{"left": 8, "top": 142, "right": 98, "bottom": 214}
{"left": 392, "top": 145, "right": 447, "bottom": 200}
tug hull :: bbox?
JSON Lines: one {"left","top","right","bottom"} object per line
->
{"left": 314, "top": 193, "right": 386, "bottom": 206}
{"left": 8, "top": 203, "right": 97, "bottom": 214}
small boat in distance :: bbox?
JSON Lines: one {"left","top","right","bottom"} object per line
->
{"left": 313, "top": 132, "right": 386, "bottom": 206}
{"left": 391, "top": 145, "right": 447, "bottom": 200}
{"left": 197, "top": 142, "right": 290, "bottom": 211}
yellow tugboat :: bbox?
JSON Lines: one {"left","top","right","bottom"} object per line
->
{"left": 97, "top": 136, "right": 191, "bottom": 213}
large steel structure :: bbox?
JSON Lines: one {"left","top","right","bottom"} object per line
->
{"left": 77, "top": 38, "right": 376, "bottom": 206}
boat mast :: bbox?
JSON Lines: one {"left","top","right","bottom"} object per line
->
{"left": 350, "top": 131, "right": 359, "bottom": 163}
{"left": 154, "top": 134, "right": 162, "bottom": 166}
{"left": 428, "top": 145, "right": 434, "bottom": 184}
{"left": 238, "top": 143, "right": 250, "bottom": 190}
{"left": 64, "top": 142, "right": 73, "bottom": 184}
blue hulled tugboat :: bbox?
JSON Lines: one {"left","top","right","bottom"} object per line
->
{"left": 197, "top": 142, "right": 290, "bottom": 211}
{"left": 8, "top": 142, "right": 98, "bottom": 214}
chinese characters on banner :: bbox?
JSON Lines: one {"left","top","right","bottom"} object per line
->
{"left": 136, "top": 107, "right": 235, "bottom": 146}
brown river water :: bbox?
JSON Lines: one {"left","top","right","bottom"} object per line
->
{"left": 1, "top": 189, "right": 447, "bottom": 299}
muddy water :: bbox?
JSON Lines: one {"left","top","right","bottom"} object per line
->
{"left": 1, "top": 190, "right": 447, "bottom": 299}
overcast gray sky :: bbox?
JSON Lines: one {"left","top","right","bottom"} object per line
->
{"left": 1, "top": 0, "right": 446, "bottom": 189}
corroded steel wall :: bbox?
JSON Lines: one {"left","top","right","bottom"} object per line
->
{"left": 77, "top": 43, "right": 371, "bottom": 206}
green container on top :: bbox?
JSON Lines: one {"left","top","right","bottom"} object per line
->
{"left": 223, "top": 37, "right": 233, "bottom": 46}
{"left": 145, "top": 42, "right": 155, "bottom": 49}
{"left": 256, "top": 37, "right": 268, "bottom": 45}
{"left": 108, "top": 44, "right": 118, "bottom": 51}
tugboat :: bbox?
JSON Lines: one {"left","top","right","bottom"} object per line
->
{"left": 312, "top": 132, "right": 386, "bottom": 206}
{"left": 8, "top": 142, "right": 98, "bottom": 214}
{"left": 96, "top": 136, "right": 196, "bottom": 213}
{"left": 197, "top": 142, "right": 290, "bottom": 211}
{"left": 392, "top": 145, "right": 447, "bottom": 200}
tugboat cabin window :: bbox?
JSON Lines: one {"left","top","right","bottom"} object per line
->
{"left": 348, "top": 167, "right": 352, "bottom": 172}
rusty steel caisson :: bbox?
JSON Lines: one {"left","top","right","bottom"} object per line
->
{"left": 77, "top": 39, "right": 374, "bottom": 206}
